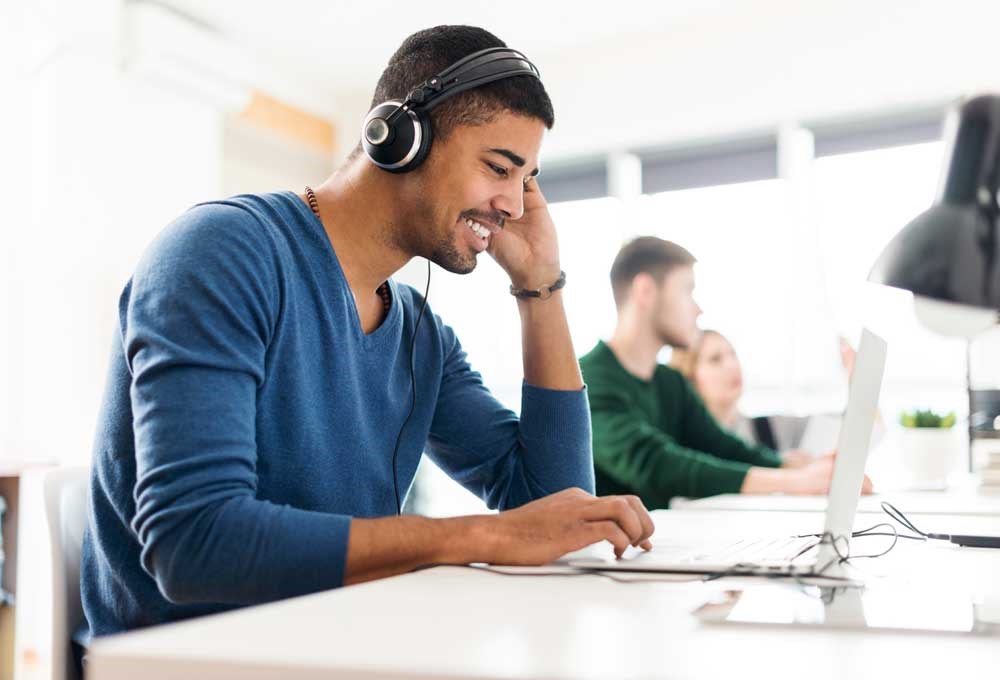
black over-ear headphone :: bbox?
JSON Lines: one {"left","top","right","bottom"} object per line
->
{"left": 361, "top": 47, "right": 541, "bottom": 173}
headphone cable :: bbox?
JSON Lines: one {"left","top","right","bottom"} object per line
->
{"left": 391, "top": 259, "right": 431, "bottom": 514}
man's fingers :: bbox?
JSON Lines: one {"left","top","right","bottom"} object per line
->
{"left": 586, "top": 520, "right": 632, "bottom": 558}
{"left": 623, "top": 495, "right": 655, "bottom": 545}
{"left": 580, "top": 496, "right": 643, "bottom": 545}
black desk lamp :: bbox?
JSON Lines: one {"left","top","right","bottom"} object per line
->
{"left": 869, "top": 94, "right": 1000, "bottom": 335}
{"left": 869, "top": 94, "right": 1000, "bottom": 476}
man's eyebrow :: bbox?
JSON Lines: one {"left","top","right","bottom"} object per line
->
{"left": 488, "top": 148, "right": 539, "bottom": 176}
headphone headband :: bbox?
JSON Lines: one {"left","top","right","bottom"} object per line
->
{"left": 386, "top": 47, "right": 540, "bottom": 123}
{"left": 420, "top": 48, "right": 539, "bottom": 105}
{"left": 363, "top": 46, "right": 543, "bottom": 173}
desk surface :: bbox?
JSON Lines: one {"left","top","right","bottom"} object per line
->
{"left": 671, "top": 484, "right": 1000, "bottom": 515}
{"left": 89, "top": 509, "right": 1000, "bottom": 680}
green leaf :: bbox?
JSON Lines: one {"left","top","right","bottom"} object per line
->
{"left": 899, "top": 409, "right": 956, "bottom": 428}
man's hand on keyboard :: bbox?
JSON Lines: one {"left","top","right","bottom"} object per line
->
{"left": 483, "top": 488, "right": 655, "bottom": 564}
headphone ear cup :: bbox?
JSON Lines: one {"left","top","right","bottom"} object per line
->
{"left": 405, "top": 110, "right": 434, "bottom": 173}
{"left": 362, "top": 101, "right": 434, "bottom": 173}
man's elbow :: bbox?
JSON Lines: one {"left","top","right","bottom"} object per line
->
{"left": 142, "top": 539, "right": 206, "bottom": 605}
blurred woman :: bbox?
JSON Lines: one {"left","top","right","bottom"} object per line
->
{"left": 671, "top": 330, "right": 871, "bottom": 463}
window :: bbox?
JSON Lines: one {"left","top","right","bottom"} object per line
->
{"left": 405, "top": 118, "right": 976, "bottom": 515}
{"left": 637, "top": 179, "right": 826, "bottom": 414}
{"left": 812, "top": 141, "right": 968, "bottom": 418}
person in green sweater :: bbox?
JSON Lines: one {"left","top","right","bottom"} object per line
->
{"left": 580, "top": 236, "right": 871, "bottom": 508}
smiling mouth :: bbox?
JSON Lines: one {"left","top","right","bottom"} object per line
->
{"left": 464, "top": 217, "right": 502, "bottom": 241}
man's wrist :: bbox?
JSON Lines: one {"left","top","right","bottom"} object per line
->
{"left": 508, "top": 265, "right": 562, "bottom": 292}
{"left": 431, "top": 515, "right": 497, "bottom": 565}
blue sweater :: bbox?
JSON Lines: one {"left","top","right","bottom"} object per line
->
{"left": 80, "top": 191, "right": 593, "bottom": 640}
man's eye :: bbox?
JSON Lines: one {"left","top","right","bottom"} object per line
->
{"left": 487, "top": 162, "right": 508, "bottom": 177}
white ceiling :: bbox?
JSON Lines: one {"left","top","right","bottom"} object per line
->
{"left": 148, "top": 0, "right": 1000, "bottom": 160}
{"left": 158, "top": 0, "right": 741, "bottom": 93}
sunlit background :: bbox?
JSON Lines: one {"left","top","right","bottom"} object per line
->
{"left": 2, "top": 0, "right": 1000, "bottom": 520}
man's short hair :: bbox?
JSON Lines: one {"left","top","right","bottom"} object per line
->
{"left": 609, "top": 237, "right": 696, "bottom": 309}
{"left": 351, "top": 26, "right": 554, "bottom": 159}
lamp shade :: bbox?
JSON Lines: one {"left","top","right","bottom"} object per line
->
{"left": 869, "top": 95, "right": 1000, "bottom": 316}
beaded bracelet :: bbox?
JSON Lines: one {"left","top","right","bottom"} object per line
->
{"left": 509, "top": 271, "right": 567, "bottom": 300}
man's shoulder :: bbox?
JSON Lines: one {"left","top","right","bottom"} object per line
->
{"left": 579, "top": 343, "right": 632, "bottom": 398}
{"left": 146, "top": 192, "right": 305, "bottom": 266}
{"left": 155, "top": 195, "right": 276, "bottom": 251}
{"left": 579, "top": 342, "right": 611, "bottom": 373}
{"left": 652, "top": 362, "right": 694, "bottom": 398}
{"left": 654, "top": 362, "right": 686, "bottom": 384}
{"left": 131, "top": 194, "right": 294, "bottom": 302}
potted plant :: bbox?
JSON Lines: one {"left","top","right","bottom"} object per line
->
{"left": 899, "top": 409, "right": 960, "bottom": 489}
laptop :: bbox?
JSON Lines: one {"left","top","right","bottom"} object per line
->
{"left": 566, "top": 328, "right": 888, "bottom": 577}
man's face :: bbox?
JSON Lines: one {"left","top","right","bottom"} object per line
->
{"left": 397, "top": 112, "right": 545, "bottom": 274}
{"left": 653, "top": 266, "right": 702, "bottom": 348}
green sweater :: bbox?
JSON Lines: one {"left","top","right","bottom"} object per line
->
{"left": 580, "top": 341, "right": 782, "bottom": 508}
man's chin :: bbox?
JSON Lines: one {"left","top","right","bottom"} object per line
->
{"left": 429, "top": 243, "right": 478, "bottom": 275}
{"left": 661, "top": 330, "right": 697, "bottom": 350}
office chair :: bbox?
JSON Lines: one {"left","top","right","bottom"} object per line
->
{"left": 42, "top": 467, "right": 89, "bottom": 680}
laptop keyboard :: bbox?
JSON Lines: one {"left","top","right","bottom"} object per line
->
{"left": 671, "top": 535, "right": 818, "bottom": 566}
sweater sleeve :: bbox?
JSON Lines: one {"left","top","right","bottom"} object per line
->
{"left": 424, "top": 324, "right": 594, "bottom": 510}
{"left": 674, "top": 372, "right": 783, "bottom": 469}
{"left": 126, "top": 204, "right": 351, "bottom": 606}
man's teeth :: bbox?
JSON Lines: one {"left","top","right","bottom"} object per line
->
{"left": 465, "top": 217, "right": 490, "bottom": 239}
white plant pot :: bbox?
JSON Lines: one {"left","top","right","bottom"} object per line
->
{"left": 900, "top": 427, "right": 960, "bottom": 489}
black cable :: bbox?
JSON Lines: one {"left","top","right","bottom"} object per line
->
{"left": 391, "top": 259, "right": 431, "bottom": 515}
{"left": 882, "top": 500, "right": 1000, "bottom": 548}
{"left": 879, "top": 500, "right": 952, "bottom": 539}
{"left": 796, "top": 520, "right": 924, "bottom": 543}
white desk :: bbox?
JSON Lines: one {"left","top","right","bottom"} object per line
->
{"left": 89, "top": 509, "right": 1000, "bottom": 680}
{"left": 671, "top": 483, "right": 1000, "bottom": 516}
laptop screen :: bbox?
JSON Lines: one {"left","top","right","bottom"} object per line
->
{"left": 820, "top": 328, "right": 888, "bottom": 551}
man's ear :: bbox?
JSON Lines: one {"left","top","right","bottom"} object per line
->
{"left": 630, "top": 272, "right": 659, "bottom": 308}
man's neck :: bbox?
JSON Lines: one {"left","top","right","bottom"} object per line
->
{"left": 606, "top": 319, "right": 663, "bottom": 382}
{"left": 306, "top": 161, "right": 412, "bottom": 297}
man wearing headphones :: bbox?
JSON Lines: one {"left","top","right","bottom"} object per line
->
{"left": 79, "top": 25, "right": 654, "bottom": 641}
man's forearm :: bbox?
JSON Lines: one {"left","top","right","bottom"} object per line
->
{"left": 344, "top": 489, "right": 658, "bottom": 586}
{"left": 516, "top": 288, "right": 583, "bottom": 390}
{"left": 344, "top": 515, "right": 490, "bottom": 586}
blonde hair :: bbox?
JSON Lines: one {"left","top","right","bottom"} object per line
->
{"left": 669, "top": 329, "right": 725, "bottom": 380}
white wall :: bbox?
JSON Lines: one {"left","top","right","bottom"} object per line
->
{"left": 0, "top": 3, "right": 30, "bottom": 457}
{"left": 4, "top": 0, "right": 226, "bottom": 463}
{"left": 222, "top": 120, "right": 333, "bottom": 197}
